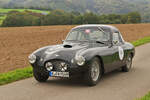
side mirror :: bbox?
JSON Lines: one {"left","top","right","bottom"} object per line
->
{"left": 112, "top": 33, "right": 119, "bottom": 45}
{"left": 113, "top": 40, "right": 119, "bottom": 44}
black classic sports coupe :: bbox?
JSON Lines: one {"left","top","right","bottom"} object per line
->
{"left": 29, "top": 25, "right": 135, "bottom": 86}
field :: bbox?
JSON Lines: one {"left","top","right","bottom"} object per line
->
{"left": 0, "top": 24, "right": 150, "bottom": 73}
{"left": 0, "top": 8, "right": 49, "bottom": 25}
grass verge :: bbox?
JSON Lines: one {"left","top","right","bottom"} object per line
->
{"left": 0, "top": 36, "right": 150, "bottom": 86}
{"left": 0, "top": 67, "right": 33, "bottom": 85}
{"left": 136, "top": 92, "right": 150, "bottom": 100}
{"left": 0, "top": 16, "right": 6, "bottom": 25}
{"left": 132, "top": 36, "right": 150, "bottom": 47}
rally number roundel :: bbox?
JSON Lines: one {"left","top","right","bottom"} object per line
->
{"left": 118, "top": 46, "right": 124, "bottom": 60}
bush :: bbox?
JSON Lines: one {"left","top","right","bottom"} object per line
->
{"left": 2, "top": 11, "right": 43, "bottom": 27}
{"left": 127, "top": 12, "right": 141, "bottom": 23}
{"left": 41, "top": 9, "right": 74, "bottom": 25}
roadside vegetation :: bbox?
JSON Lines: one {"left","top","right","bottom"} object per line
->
{"left": 0, "top": 8, "right": 49, "bottom": 26}
{"left": 0, "top": 0, "right": 150, "bottom": 23}
{"left": 136, "top": 92, "right": 150, "bottom": 100}
{"left": 0, "top": 36, "right": 150, "bottom": 86}
{"left": 0, "top": 67, "right": 32, "bottom": 85}
{"left": 132, "top": 36, "right": 150, "bottom": 47}
{"left": 0, "top": 16, "right": 5, "bottom": 25}
{"left": 1, "top": 9, "right": 141, "bottom": 27}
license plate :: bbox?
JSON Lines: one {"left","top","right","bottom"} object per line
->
{"left": 49, "top": 71, "right": 69, "bottom": 78}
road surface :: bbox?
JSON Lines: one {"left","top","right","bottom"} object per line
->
{"left": 0, "top": 43, "right": 150, "bottom": 100}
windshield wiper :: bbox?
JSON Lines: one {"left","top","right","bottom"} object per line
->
{"left": 96, "top": 41, "right": 105, "bottom": 44}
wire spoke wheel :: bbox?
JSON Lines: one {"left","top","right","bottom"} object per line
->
{"left": 84, "top": 57, "right": 102, "bottom": 86}
{"left": 126, "top": 56, "right": 132, "bottom": 69}
{"left": 122, "top": 54, "right": 133, "bottom": 72}
{"left": 91, "top": 61, "right": 100, "bottom": 82}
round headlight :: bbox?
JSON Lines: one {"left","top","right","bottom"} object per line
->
{"left": 28, "top": 54, "right": 36, "bottom": 64}
{"left": 75, "top": 55, "right": 85, "bottom": 66}
{"left": 45, "top": 62, "right": 53, "bottom": 71}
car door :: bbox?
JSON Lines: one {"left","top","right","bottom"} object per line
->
{"left": 111, "top": 32, "right": 125, "bottom": 70}
{"left": 98, "top": 27, "right": 119, "bottom": 72}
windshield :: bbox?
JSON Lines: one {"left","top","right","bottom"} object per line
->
{"left": 66, "top": 27, "right": 110, "bottom": 42}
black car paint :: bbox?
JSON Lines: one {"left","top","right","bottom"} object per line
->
{"left": 30, "top": 25, "right": 135, "bottom": 76}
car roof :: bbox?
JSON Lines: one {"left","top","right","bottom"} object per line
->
{"left": 73, "top": 24, "right": 119, "bottom": 32}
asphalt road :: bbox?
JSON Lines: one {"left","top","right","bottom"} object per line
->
{"left": 0, "top": 43, "right": 150, "bottom": 100}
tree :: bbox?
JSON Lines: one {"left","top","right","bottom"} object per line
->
{"left": 127, "top": 12, "right": 141, "bottom": 23}
{"left": 72, "top": 15, "right": 84, "bottom": 24}
{"left": 83, "top": 12, "right": 99, "bottom": 24}
{"left": 121, "top": 14, "right": 128, "bottom": 24}
{"left": 41, "top": 9, "right": 72, "bottom": 25}
{"left": 1, "top": 9, "right": 142, "bottom": 27}
{"left": 2, "top": 11, "right": 42, "bottom": 27}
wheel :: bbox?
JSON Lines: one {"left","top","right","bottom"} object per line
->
{"left": 33, "top": 69, "right": 49, "bottom": 82}
{"left": 84, "top": 57, "right": 102, "bottom": 86}
{"left": 122, "top": 54, "right": 133, "bottom": 72}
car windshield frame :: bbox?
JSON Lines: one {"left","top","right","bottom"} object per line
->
{"left": 65, "top": 26, "right": 111, "bottom": 43}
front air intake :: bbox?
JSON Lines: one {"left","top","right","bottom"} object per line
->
{"left": 63, "top": 45, "right": 72, "bottom": 48}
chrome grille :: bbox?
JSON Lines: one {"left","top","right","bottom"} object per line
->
{"left": 51, "top": 60, "right": 69, "bottom": 72}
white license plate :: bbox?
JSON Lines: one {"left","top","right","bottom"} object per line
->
{"left": 49, "top": 71, "right": 69, "bottom": 78}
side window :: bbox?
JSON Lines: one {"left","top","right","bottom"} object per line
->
{"left": 113, "top": 32, "right": 120, "bottom": 44}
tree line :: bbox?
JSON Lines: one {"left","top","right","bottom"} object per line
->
{"left": 1, "top": 9, "right": 141, "bottom": 27}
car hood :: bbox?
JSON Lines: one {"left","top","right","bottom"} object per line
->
{"left": 34, "top": 42, "right": 91, "bottom": 62}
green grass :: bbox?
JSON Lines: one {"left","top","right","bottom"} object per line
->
{"left": 136, "top": 92, "right": 150, "bottom": 100}
{"left": 0, "top": 19, "right": 3, "bottom": 25}
{"left": 0, "top": 16, "right": 6, "bottom": 25}
{"left": 0, "top": 36, "right": 150, "bottom": 86}
{"left": 132, "top": 36, "right": 150, "bottom": 47}
{"left": 0, "top": 67, "right": 33, "bottom": 85}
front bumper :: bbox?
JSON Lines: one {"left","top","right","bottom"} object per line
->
{"left": 31, "top": 60, "right": 88, "bottom": 77}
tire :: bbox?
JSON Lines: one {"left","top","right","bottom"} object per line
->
{"left": 122, "top": 54, "right": 133, "bottom": 72}
{"left": 84, "top": 57, "right": 102, "bottom": 86}
{"left": 33, "top": 69, "right": 49, "bottom": 82}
